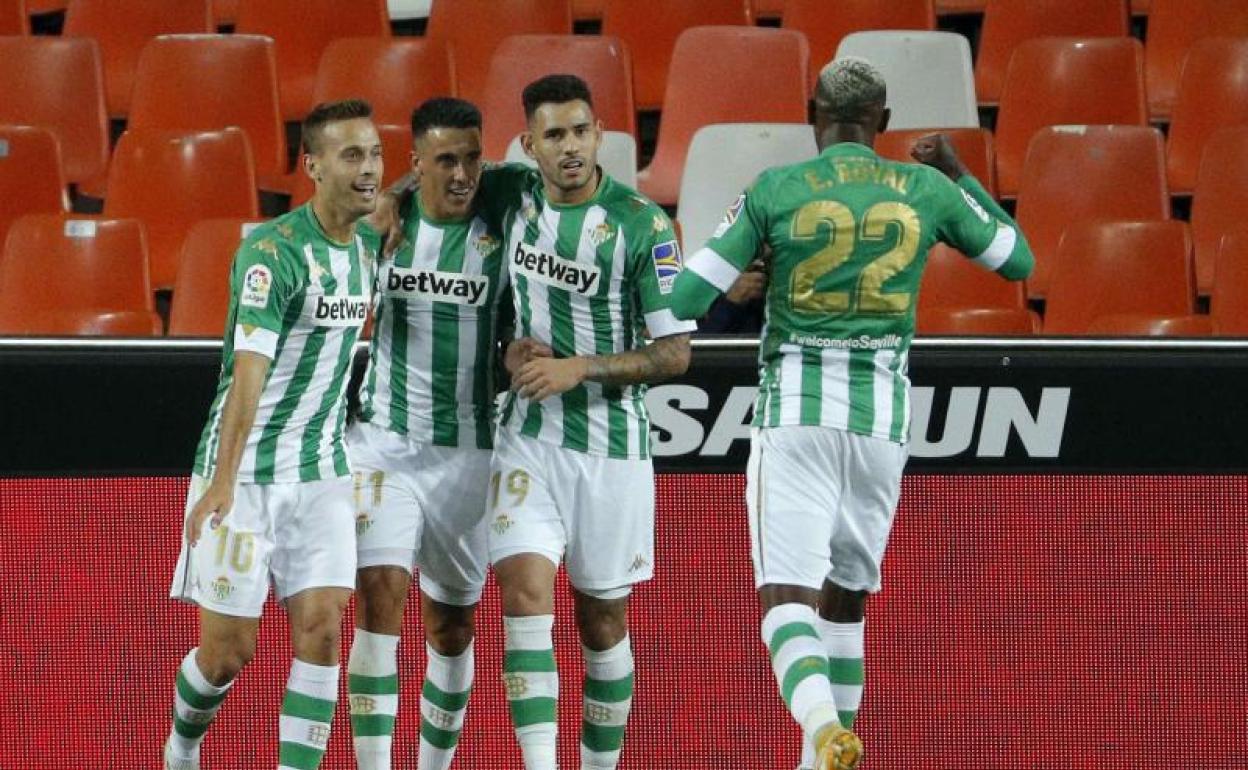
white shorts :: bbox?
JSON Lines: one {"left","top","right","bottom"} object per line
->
{"left": 347, "top": 421, "right": 491, "bottom": 606}
{"left": 487, "top": 428, "right": 655, "bottom": 593}
{"left": 169, "top": 475, "right": 357, "bottom": 618}
{"left": 746, "top": 426, "right": 908, "bottom": 593}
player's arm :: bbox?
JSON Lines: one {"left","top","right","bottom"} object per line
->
{"left": 672, "top": 185, "right": 770, "bottom": 320}
{"left": 912, "top": 134, "right": 1034, "bottom": 281}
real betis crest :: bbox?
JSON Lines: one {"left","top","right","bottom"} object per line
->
{"left": 588, "top": 222, "right": 615, "bottom": 247}
{"left": 474, "top": 233, "right": 500, "bottom": 256}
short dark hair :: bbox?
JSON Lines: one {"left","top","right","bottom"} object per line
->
{"left": 410, "top": 97, "right": 483, "bottom": 139}
{"left": 302, "top": 98, "right": 373, "bottom": 154}
{"left": 522, "top": 74, "right": 594, "bottom": 121}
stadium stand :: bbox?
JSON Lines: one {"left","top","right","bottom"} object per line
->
{"left": 62, "top": 0, "right": 214, "bottom": 119}
{"left": 916, "top": 243, "right": 1037, "bottom": 335}
{"left": 1165, "top": 37, "right": 1248, "bottom": 196}
{"left": 1044, "top": 220, "right": 1194, "bottom": 334}
{"left": 312, "top": 38, "right": 455, "bottom": 128}
{"left": 0, "top": 126, "right": 67, "bottom": 249}
{"left": 874, "top": 128, "right": 996, "bottom": 196}
{"left": 975, "top": 0, "right": 1129, "bottom": 104}
{"left": 784, "top": 0, "right": 935, "bottom": 93}
{"left": 1143, "top": 0, "right": 1248, "bottom": 119}
{"left": 504, "top": 130, "right": 638, "bottom": 189}
{"left": 675, "top": 123, "right": 817, "bottom": 253}
{"left": 0, "top": 37, "right": 108, "bottom": 186}
{"left": 935, "top": 0, "right": 986, "bottom": 13}
{"left": 750, "top": 0, "right": 783, "bottom": 19}
{"left": 0, "top": 0, "right": 27, "bottom": 34}
{"left": 1015, "top": 125, "right": 1169, "bottom": 298}
{"left": 235, "top": 0, "right": 390, "bottom": 122}
{"left": 917, "top": 306, "right": 1040, "bottom": 335}
{"left": 426, "top": 0, "right": 572, "bottom": 104}
{"left": 995, "top": 37, "right": 1146, "bottom": 196}
{"left": 387, "top": 0, "right": 431, "bottom": 21}
{"left": 602, "top": 0, "right": 750, "bottom": 111}
{"left": 168, "top": 219, "right": 261, "bottom": 337}
{"left": 102, "top": 129, "right": 258, "bottom": 290}
{"left": 836, "top": 31, "right": 978, "bottom": 130}
{"left": 480, "top": 34, "right": 635, "bottom": 160}
{"left": 638, "top": 26, "right": 808, "bottom": 206}
{"left": 1190, "top": 127, "right": 1248, "bottom": 295}
{"left": 211, "top": 0, "right": 235, "bottom": 25}
{"left": 572, "top": 0, "right": 603, "bottom": 20}
{"left": 1085, "top": 313, "right": 1211, "bottom": 336}
{"left": 24, "top": 0, "right": 64, "bottom": 12}
{"left": 1212, "top": 230, "right": 1248, "bottom": 336}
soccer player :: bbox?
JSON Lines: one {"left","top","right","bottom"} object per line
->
{"left": 489, "top": 74, "right": 696, "bottom": 770}
{"left": 163, "top": 99, "right": 381, "bottom": 770}
{"left": 671, "top": 58, "right": 1034, "bottom": 770}
{"left": 344, "top": 97, "right": 523, "bottom": 770}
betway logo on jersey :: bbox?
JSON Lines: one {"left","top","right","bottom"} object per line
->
{"left": 384, "top": 267, "right": 489, "bottom": 307}
{"left": 512, "top": 242, "right": 600, "bottom": 295}
{"left": 301, "top": 294, "right": 369, "bottom": 327}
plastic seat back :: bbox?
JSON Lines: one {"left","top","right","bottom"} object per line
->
{"left": 1165, "top": 37, "right": 1248, "bottom": 195}
{"left": 103, "top": 128, "right": 258, "bottom": 290}
{"left": 1211, "top": 230, "right": 1248, "bottom": 336}
{"left": 481, "top": 34, "right": 634, "bottom": 160}
{"left": 313, "top": 38, "right": 454, "bottom": 128}
{"left": 1144, "top": 0, "right": 1248, "bottom": 119}
{"left": 1190, "top": 127, "right": 1248, "bottom": 294}
{"left": 836, "top": 31, "right": 977, "bottom": 130}
{"left": 0, "top": 126, "right": 67, "bottom": 249}
{"left": 169, "top": 218, "right": 265, "bottom": 337}
{"left": 1, "top": 0, "right": 29, "bottom": 34}
{"left": 874, "top": 128, "right": 996, "bottom": 196}
{"left": 917, "top": 243, "right": 1027, "bottom": 312}
{"left": 785, "top": 0, "right": 935, "bottom": 93}
{"left": 917, "top": 307, "right": 1039, "bottom": 335}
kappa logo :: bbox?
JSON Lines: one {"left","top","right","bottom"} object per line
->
{"left": 385, "top": 267, "right": 489, "bottom": 307}
{"left": 304, "top": 295, "right": 369, "bottom": 327}
{"left": 651, "top": 240, "right": 682, "bottom": 294}
{"left": 628, "top": 553, "right": 650, "bottom": 573}
{"left": 512, "top": 242, "right": 601, "bottom": 295}
{"left": 241, "top": 265, "right": 272, "bottom": 308}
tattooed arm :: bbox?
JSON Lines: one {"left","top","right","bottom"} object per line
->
{"left": 512, "top": 333, "right": 691, "bottom": 401}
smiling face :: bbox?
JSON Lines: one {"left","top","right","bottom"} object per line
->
{"left": 415, "top": 125, "right": 483, "bottom": 221}
{"left": 305, "top": 117, "right": 383, "bottom": 221}
{"left": 521, "top": 99, "right": 602, "bottom": 204}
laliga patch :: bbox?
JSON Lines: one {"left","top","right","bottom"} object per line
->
{"left": 651, "top": 240, "right": 683, "bottom": 294}
{"left": 240, "top": 264, "right": 272, "bottom": 308}
{"left": 960, "top": 188, "right": 992, "bottom": 224}
{"left": 712, "top": 194, "right": 747, "bottom": 238}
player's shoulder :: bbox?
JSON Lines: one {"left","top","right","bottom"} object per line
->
{"left": 480, "top": 162, "right": 540, "bottom": 197}
{"left": 599, "top": 175, "right": 670, "bottom": 230}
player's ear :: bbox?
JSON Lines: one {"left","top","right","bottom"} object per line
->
{"left": 878, "top": 107, "right": 891, "bottom": 135}
{"left": 303, "top": 153, "right": 320, "bottom": 184}
{"left": 409, "top": 148, "right": 420, "bottom": 175}
{"left": 520, "top": 131, "right": 536, "bottom": 160}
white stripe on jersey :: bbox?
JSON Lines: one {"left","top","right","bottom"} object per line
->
{"left": 972, "top": 224, "right": 1017, "bottom": 271}
{"left": 687, "top": 247, "right": 743, "bottom": 292}
{"left": 820, "top": 347, "right": 851, "bottom": 428}
{"left": 575, "top": 206, "right": 610, "bottom": 455}
{"left": 778, "top": 344, "right": 803, "bottom": 425}
{"left": 871, "top": 348, "right": 898, "bottom": 439}
{"left": 530, "top": 204, "right": 565, "bottom": 446}
{"left": 239, "top": 318, "right": 310, "bottom": 476}
{"left": 313, "top": 246, "right": 355, "bottom": 479}
{"left": 455, "top": 219, "right": 489, "bottom": 423}
{"left": 406, "top": 222, "right": 445, "bottom": 428}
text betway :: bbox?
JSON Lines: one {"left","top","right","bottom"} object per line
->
{"left": 384, "top": 267, "right": 489, "bottom": 307}
{"left": 302, "top": 294, "right": 369, "bottom": 327}
{"left": 513, "top": 242, "right": 600, "bottom": 295}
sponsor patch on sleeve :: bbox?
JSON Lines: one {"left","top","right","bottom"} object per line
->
{"left": 960, "top": 188, "right": 992, "bottom": 224}
{"left": 240, "top": 264, "right": 272, "bottom": 308}
{"left": 651, "top": 240, "right": 683, "bottom": 294}
{"left": 712, "top": 193, "right": 747, "bottom": 239}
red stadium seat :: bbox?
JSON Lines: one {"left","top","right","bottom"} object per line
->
{"left": 1165, "top": 37, "right": 1248, "bottom": 195}
{"left": 0, "top": 215, "right": 154, "bottom": 331}
{"left": 995, "top": 37, "right": 1146, "bottom": 196}
{"left": 1143, "top": 0, "right": 1248, "bottom": 119}
{"left": 1190, "top": 127, "right": 1248, "bottom": 295}
{"left": 25, "top": 0, "right": 65, "bottom": 11}
{"left": 1015, "top": 126, "right": 1170, "bottom": 297}
{"left": 918, "top": 243, "right": 1028, "bottom": 311}
{"left": 480, "top": 35, "right": 635, "bottom": 160}
{"left": 1084, "top": 313, "right": 1212, "bottom": 336}
{"left": 0, "top": 126, "right": 67, "bottom": 250}
{"left": 128, "top": 34, "right": 287, "bottom": 186}
{"left": 874, "top": 128, "right": 997, "bottom": 197}
{"left": 313, "top": 38, "right": 454, "bottom": 128}
{"left": 236, "top": 0, "right": 390, "bottom": 121}
{"left": 602, "top": 0, "right": 750, "bottom": 111}
{"left": 1211, "top": 230, "right": 1248, "bottom": 336}
{"left": 573, "top": 0, "right": 604, "bottom": 19}
{"left": 1, "top": 0, "right": 28, "bottom": 34}
{"left": 917, "top": 307, "right": 1040, "bottom": 335}
{"left": 0, "top": 37, "right": 109, "bottom": 185}
{"left": 935, "top": 0, "right": 986, "bottom": 13}
{"left": 212, "top": 0, "right": 235, "bottom": 24}
{"left": 289, "top": 123, "right": 412, "bottom": 208}
{"left": 103, "top": 129, "right": 258, "bottom": 290}
{"left": 1044, "top": 220, "right": 1193, "bottom": 334}
{"left": 975, "top": 0, "right": 1128, "bottom": 104}
{"left": 782, "top": 0, "right": 935, "bottom": 92}
{"left": 0, "top": 308, "right": 162, "bottom": 336}
{"left": 169, "top": 218, "right": 264, "bottom": 337}
{"left": 63, "top": 0, "right": 214, "bottom": 119}
{"left": 752, "top": 0, "right": 783, "bottom": 19}
{"left": 426, "top": 0, "right": 572, "bottom": 104}
{"left": 638, "top": 26, "right": 808, "bottom": 206}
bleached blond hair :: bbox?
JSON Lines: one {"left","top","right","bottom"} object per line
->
{"left": 815, "top": 56, "right": 887, "bottom": 120}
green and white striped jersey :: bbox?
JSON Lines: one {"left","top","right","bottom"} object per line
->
{"left": 193, "top": 204, "right": 375, "bottom": 483}
{"left": 356, "top": 171, "right": 514, "bottom": 449}
{"left": 682, "top": 143, "right": 1032, "bottom": 443}
{"left": 497, "top": 170, "right": 698, "bottom": 459}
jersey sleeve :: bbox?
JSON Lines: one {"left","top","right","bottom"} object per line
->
{"left": 630, "top": 206, "right": 699, "bottom": 339}
{"left": 935, "top": 172, "right": 1034, "bottom": 281}
{"left": 479, "top": 162, "right": 540, "bottom": 228}
{"left": 672, "top": 176, "right": 769, "bottom": 320}
{"left": 230, "top": 236, "right": 300, "bottom": 359}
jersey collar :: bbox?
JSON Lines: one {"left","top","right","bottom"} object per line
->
{"left": 819, "top": 142, "right": 878, "bottom": 159}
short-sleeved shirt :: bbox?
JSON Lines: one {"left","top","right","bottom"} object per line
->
{"left": 193, "top": 204, "right": 375, "bottom": 483}
{"left": 495, "top": 169, "right": 698, "bottom": 459}
{"left": 690, "top": 143, "right": 1024, "bottom": 443}
{"left": 356, "top": 168, "right": 518, "bottom": 449}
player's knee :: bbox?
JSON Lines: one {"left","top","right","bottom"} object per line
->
{"left": 425, "top": 609, "right": 476, "bottom": 657}
{"left": 356, "top": 568, "right": 410, "bottom": 634}
{"left": 821, "top": 580, "right": 868, "bottom": 623}
{"left": 199, "top": 638, "right": 255, "bottom": 684}
{"left": 573, "top": 593, "right": 628, "bottom": 651}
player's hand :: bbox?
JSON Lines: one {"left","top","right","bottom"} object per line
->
{"left": 726, "top": 260, "right": 768, "bottom": 305}
{"left": 504, "top": 337, "right": 554, "bottom": 376}
{"left": 514, "top": 356, "right": 587, "bottom": 401}
{"left": 911, "top": 133, "right": 970, "bottom": 182}
{"left": 185, "top": 481, "right": 234, "bottom": 547}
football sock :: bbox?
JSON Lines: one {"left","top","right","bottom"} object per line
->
{"left": 504, "top": 614, "right": 559, "bottom": 770}
{"left": 168, "top": 648, "right": 233, "bottom": 760}
{"left": 348, "top": 629, "right": 400, "bottom": 770}
{"left": 580, "top": 635, "right": 635, "bottom": 770}
{"left": 419, "top": 640, "right": 475, "bottom": 770}
{"left": 821, "top": 618, "right": 866, "bottom": 730}
{"left": 278, "top": 659, "right": 339, "bottom": 770}
{"left": 762, "top": 604, "right": 841, "bottom": 754}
